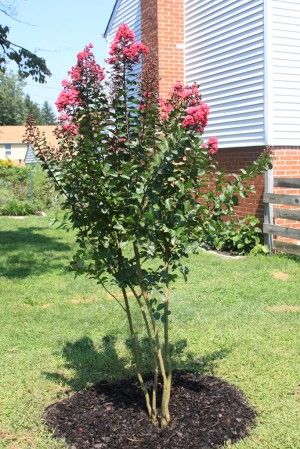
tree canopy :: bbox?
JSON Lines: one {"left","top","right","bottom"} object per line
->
{"left": 0, "top": 71, "right": 25, "bottom": 124}
{"left": 0, "top": 72, "right": 56, "bottom": 125}
{"left": 0, "top": 2, "right": 51, "bottom": 83}
{"left": 41, "top": 100, "right": 57, "bottom": 124}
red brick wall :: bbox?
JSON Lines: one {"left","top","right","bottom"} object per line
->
{"left": 216, "top": 147, "right": 300, "bottom": 228}
{"left": 141, "top": 0, "right": 159, "bottom": 71}
{"left": 141, "top": 0, "right": 184, "bottom": 98}
{"left": 215, "top": 147, "right": 265, "bottom": 221}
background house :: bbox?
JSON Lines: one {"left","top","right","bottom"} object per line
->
{"left": 105, "top": 0, "right": 300, "bottom": 227}
{"left": 0, "top": 126, "right": 56, "bottom": 165}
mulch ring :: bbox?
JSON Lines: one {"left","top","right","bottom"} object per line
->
{"left": 44, "top": 372, "right": 256, "bottom": 449}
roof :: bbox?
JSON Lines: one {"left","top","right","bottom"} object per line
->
{"left": 104, "top": 0, "right": 119, "bottom": 38}
{"left": 0, "top": 126, "right": 57, "bottom": 146}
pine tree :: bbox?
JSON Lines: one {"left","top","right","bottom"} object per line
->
{"left": 41, "top": 101, "right": 57, "bottom": 125}
{"left": 24, "top": 95, "right": 43, "bottom": 124}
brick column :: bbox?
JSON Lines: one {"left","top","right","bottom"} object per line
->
{"left": 141, "top": 0, "right": 184, "bottom": 98}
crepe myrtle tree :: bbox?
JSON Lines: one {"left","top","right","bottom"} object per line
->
{"left": 24, "top": 24, "right": 271, "bottom": 428}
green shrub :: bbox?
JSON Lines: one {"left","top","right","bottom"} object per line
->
{"left": 202, "top": 215, "right": 268, "bottom": 255}
{"left": 0, "top": 164, "right": 57, "bottom": 215}
{"left": 0, "top": 199, "right": 39, "bottom": 216}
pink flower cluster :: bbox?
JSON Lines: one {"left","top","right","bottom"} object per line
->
{"left": 172, "top": 81, "right": 200, "bottom": 102}
{"left": 107, "top": 24, "right": 149, "bottom": 64}
{"left": 182, "top": 103, "right": 209, "bottom": 133}
{"left": 56, "top": 113, "right": 79, "bottom": 138}
{"left": 56, "top": 81, "right": 81, "bottom": 112}
{"left": 69, "top": 44, "right": 104, "bottom": 84}
{"left": 55, "top": 44, "right": 104, "bottom": 114}
{"left": 158, "top": 81, "right": 205, "bottom": 123}
{"left": 206, "top": 136, "right": 218, "bottom": 155}
{"left": 159, "top": 98, "right": 174, "bottom": 120}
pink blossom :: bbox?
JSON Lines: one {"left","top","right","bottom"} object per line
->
{"left": 122, "top": 42, "right": 148, "bottom": 62}
{"left": 61, "top": 122, "right": 79, "bottom": 136}
{"left": 56, "top": 44, "right": 104, "bottom": 114}
{"left": 159, "top": 98, "right": 174, "bottom": 120}
{"left": 68, "top": 44, "right": 104, "bottom": 85}
{"left": 182, "top": 103, "right": 209, "bottom": 133}
{"left": 207, "top": 137, "right": 218, "bottom": 155}
{"left": 107, "top": 24, "right": 149, "bottom": 65}
{"left": 172, "top": 81, "right": 185, "bottom": 99}
{"left": 172, "top": 82, "right": 200, "bottom": 101}
{"left": 55, "top": 84, "right": 81, "bottom": 112}
{"left": 56, "top": 113, "right": 79, "bottom": 137}
{"left": 114, "top": 24, "right": 135, "bottom": 44}
{"left": 76, "top": 43, "right": 93, "bottom": 62}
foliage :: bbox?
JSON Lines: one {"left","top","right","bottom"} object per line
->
{"left": 0, "top": 1, "right": 50, "bottom": 83}
{"left": 0, "top": 72, "right": 56, "bottom": 124}
{"left": 0, "top": 71, "right": 56, "bottom": 125}
{"left": 24, "top": 94, "right": 43, "bottom": 124}
{"left": 0, "top": 71, "right": 26, "bottom": 124}
{"left": 25, "top": 24, "right": 271, "bottom": 428}
{"left": 0, "top": 164, "right": 56, "bottom": 215}
{"left": 0, "top": 197, "right": 38, "bottom": 215}
{"left": 41, "top": 100, "right": 57, "bottom": 124}
{"left": 202, "top": 215, "right": 269, "bottom": 255}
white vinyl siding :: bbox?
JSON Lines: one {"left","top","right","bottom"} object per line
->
{"left": 270, "top": 0, "right": 300, "bottom": 146}
{"left": 106, "top": 0, "right": 141, "bottom": 46}
{"left": 185, "top": 0, "right": 265, "bottom": 147}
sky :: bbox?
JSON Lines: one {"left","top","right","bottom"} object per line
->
{"left": 2, "top": 0, "right": 115, "bottom": 110}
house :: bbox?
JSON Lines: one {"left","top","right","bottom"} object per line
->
{"left": 0, "top": 126, "right": 56, "bottom": 165}
{"left": 104, "top": 0, "right": 300, "bottom": 225}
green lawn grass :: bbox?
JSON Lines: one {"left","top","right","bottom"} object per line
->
{"left": 0, "top": 216, "right": 299, "bottom": 449}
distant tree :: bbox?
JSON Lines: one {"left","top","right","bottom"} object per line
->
{"left": 24, "top": 94, "right": 43, "bottom": 124}
{"left": 0, "top": 71, "right": 26, "bottom": 124}
{"left": 41, "top": 101, "right": 56, "bottom": 124}
{"left": 0, "top": 2, "right": 51, "bottom": 83}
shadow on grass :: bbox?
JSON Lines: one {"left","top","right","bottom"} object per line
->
{"left": 44, "top": 335, "right": 230, "bottom": 392}
{"left": 0, "top": 227, "right": 71, "bottom": 278}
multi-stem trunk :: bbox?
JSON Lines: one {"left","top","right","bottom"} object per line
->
{"left": 133, "top": 242, "right": 172, "bottom": 428}
{"left": 116, "top": 245, "right": 153, "bottom": 419}
{"left": 121, "top": 286, "right": 153, "bottom": 419}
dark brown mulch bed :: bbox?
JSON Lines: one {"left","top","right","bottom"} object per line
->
{"left": 44, "top": 372, "right": 256, "bottom": 449}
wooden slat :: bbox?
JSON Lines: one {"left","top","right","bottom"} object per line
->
{"left": 263, "top": 224, "right": 300, "bottom": 240}
{"left": 274, "top": 177, "right": 300, "bottom": 189}
{"left": 274, "top": 208, "right": 300, "bottom": 221}
{"left": 263, "top": 193, "right": 300, "bottom": 206}
{"left": 264, "top": 169, "right": 273, "bottom": 249}
{"left": 273, "top": 240, "right": 300, "bottom": 256}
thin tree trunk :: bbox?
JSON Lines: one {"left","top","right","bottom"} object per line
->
{"left": 161, "top": 264, "right": 172, "bottom": 428}
{"left": 121, "top": 286, "right": 153, "bottom": 419}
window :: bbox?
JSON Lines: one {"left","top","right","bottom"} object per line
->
{"left": 4, "top": 144, "right": 11, "bottom": 156}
